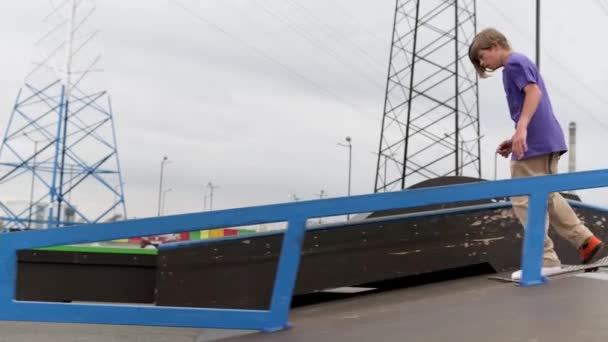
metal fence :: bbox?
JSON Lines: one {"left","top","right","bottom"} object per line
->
{"left": 1, "top": 169, "right": 608, "bottom": 331}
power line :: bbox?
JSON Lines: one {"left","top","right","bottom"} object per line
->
{"left": 331, "top": 0, "right": 389, "bottom": 43}
{"left": 168, "top": 0, "right": 364, "bottom": 115}
{"left": 327, "top": 0, "right": 493, "bottom": 164}
{"left": 171, "top": 0, "right": 498, "bottom": 169}
{"left": 249, "top": 0, "right": 385, "bottom": 90}
{"left": 595, "top": 0, "right": 608, "bottom": 16}
{"left": 545, "top": 79, "right": 608, "bottom": 132}
{"left": 485, "top": 1, "right": 608, "bottom": 132}
{"left": 284, "top": 0, "right": 386, "bottom": 74}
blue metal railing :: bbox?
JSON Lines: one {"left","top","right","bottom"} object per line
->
{"left": 1, "top": 169, "right": 608, "bottom": 331}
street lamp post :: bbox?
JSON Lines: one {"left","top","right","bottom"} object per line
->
{"left": 338, "top": 136, "right": 352, "bottom": 220}
{"left": 202, "top": 186, "right": 208, "bottom": 211}
{"left": 162, "top": 188, "right": 172, "bottom": 215}
{"left": 206, "top": 182, "right": 219, "bottom": 211}
{"left": 536, "top": 0, "right": 541, "bottom": 70}
{"left": 157, "top": 156, "right": 169, "bottom": 216}
{"left": 316, "top": 190, "right": 326, "bottom": 199}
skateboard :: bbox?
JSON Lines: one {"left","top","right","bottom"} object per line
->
{"left": 489, "top": 257, "right": 608, "bottom": 283}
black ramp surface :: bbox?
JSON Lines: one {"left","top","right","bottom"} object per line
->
{"left": 155, "top": 177, "right": 608, "bottom": 310}
{"left": 218, "top": 275, "right": 608, "bottom": 342}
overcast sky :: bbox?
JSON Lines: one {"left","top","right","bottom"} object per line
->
{"left": 0, "top": 0, "right": 607, "bottom": 220}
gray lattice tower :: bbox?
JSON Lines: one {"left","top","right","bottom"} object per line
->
{"left": 375, "top": 0, "right": 480, "bottom": 192}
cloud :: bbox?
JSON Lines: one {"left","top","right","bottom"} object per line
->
{"left": 0, "top": 0, "right": 607, "bottom": 222}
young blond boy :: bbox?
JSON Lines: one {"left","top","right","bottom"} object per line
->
{"left": 469, "top": 28, "right": 606, "bottom": 280}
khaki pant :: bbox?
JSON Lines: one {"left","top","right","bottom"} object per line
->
{"left": 510, "top": 152, "right": 593, "bottom": 267}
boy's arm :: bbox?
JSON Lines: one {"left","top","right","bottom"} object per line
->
{"left": 512, "top": 83, "right": 542, "bottom": 159}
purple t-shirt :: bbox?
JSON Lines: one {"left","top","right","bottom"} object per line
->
{"left": 502, "top": 52, "right": 567, "bottom": 160}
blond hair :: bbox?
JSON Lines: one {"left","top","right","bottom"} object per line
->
{"left": 468, "top": 28, "right": 511, "bottom": 78}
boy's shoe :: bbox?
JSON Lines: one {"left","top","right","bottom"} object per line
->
{"left": 511, "top": 266, "right": 562, "bottom": 281}
{"left": 579, "top": 236, "right": 607, "bottom": 265}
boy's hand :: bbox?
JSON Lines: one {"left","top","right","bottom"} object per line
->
{"left": 496, "top": 139, "right": 512, "bottom": 158}
{"left": 511, "top": 128, "right": 528, "bottom": 160}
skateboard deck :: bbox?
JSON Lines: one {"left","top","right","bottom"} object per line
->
{"left": 489, "top": 257, "right": 608, "bottom": 283}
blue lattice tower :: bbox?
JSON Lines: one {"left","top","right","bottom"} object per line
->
{"left": 0, "top": 0, "right": 127, "bottom": 229}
